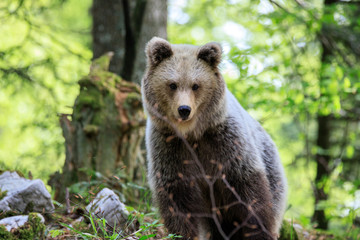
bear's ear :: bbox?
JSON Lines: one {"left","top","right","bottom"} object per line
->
{"left": 197, "top": 42, "right": 222, "bottom": 68}
{"left": 146, "top": 37, "right": 173, "bottom": 67}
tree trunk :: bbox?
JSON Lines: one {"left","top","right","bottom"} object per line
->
{"left": 50, "top": 0, "right": 167, "bottom": 202}
{"left": 50, "top": 54, "right": 146, "bottom": 201}
{"left": 92, "top": 0, "right": 167, "bottom": 84}
{"left": 311, "top": 0, "right": 334, "bottom": 229}
{"left": 312, "top": 115, "right": 331, "bottom": 229}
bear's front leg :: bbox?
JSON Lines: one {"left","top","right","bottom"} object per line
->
{"left": 224, "top": 171, "right": 279, "bottom": 240}
{"left": 154, "top": 179, "right": 206, "bottom": 239}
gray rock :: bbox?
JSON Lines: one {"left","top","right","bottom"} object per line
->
{"left": 0, "top": 213, "right": 44, "bottom": 231}
{"left": 0, "top": 171, "right": 54, "bottom": 213}
{"left": 86, "top": 188, "right": 129, "bottom": 229}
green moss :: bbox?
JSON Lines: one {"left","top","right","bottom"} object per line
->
{"left": 78, "top": 77, "right": 96, "bottom": 88}
{"left": 24, "top": 202, "right": 35, "bottom": 213}
{"left": 124, "top": 92, "right": 142, "bottom": 107}
{"left": 119, "top": 80, "right": 141, "bottom": 92}
{"left": 29, "top": 213, "right": 46, "bottom": 236}
{"left": 73, "top": 87, "right": 105, "bottom": 120}
{"left": 2, "top": 213, "right": 46, "bottom": 240}
{"left": 95, "top": 72, "right": 120, "bottom": 89}
{"left": 0, "top": 170, "right": 26, "bottom": 178}
{"left": 77, "top": 90, "right": 103, "bottom": 108}
{"left": 90, "top": 113, "right": 103, "bottom": 126}
{"left": 83, "top": 124, "right": 99, "bottom": 135}
{"left": 73, "top": 53, "right": 143, "bottom": 127}
{"left": 16, "top": 213, "right": 45, "bottom": 240}
{"left": 87, "top": 70, "right": 121, "bottom": 93}
{"left": 90, "top": 52, "right": 113, "bottom": 72}
{"left": 0, "top": 225, "right": 13, "bottom": 240}
{"left": 0, "top": 210, "right": 19, "bottom": 220}
{"left": 279, "top": 220, "right": 299, "bottom": 240}
{"left": 0, "top": 188, "right": 7, "bottom": 200}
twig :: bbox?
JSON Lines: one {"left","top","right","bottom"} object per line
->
{"left": 65, "top": 188, "right": 71, "bottom": 215}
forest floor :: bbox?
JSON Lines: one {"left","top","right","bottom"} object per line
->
{"left": 42, "top": 204, "right": 347, "bottom": 240}
{"left": 0, "top": 170, "right": 356, "bottom": 239}
{"left": 1, "top": 202, "right": 346, "bottom": 239}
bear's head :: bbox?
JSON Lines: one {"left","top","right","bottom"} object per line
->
{"left": 142, "top": 37, "right": 226, "bottom": 138}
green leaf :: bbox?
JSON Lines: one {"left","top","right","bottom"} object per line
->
{"left": 343, "top": 77, "right": 351, "bottom": 89}
{"left": 294, "top": 94, "right": 304, "bottom": 104}
{"left": 332, "top": 95, "right": 341, "bottom": 111}
{"left": 346, "top": 145, "right": 354, "bottom": 158}
{"left": 139, "top": 234, "right": 157, "bottom": 240}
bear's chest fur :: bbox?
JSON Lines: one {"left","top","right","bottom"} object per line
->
{"left": 149, "top": 117, "right": 256, "bottom": 191}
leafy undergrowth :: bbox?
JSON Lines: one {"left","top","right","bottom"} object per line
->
{"left": 1, "top": 172, "right": 358, "bottom": 239}
{"left": 2, "top": 198, "right": 357, "bottom": 239}
{"left": 44, "top": 212, "right": 354, "bottom": 240}
{"left": 44, "top": 176, "right": 181, "bottom": 240}
{"left": 43, "top": 202, "right": 355, "bottom": 240}
{"left": 45, "top": 207, "right": 179, "bottom": 240}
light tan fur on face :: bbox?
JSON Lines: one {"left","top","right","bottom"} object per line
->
{"left": 142, "top": 38, "right": 225, "bottom": 138}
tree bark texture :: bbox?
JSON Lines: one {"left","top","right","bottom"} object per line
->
{"left": 92, "top": 0, "right": 167, "bottom": 84}
{"left": 311, "top": 0, "right": 334, "bottom": 229}
{"left": 312, "top": 115, "right": 331, "bottom": 229}
{"left": 50, "top": 54, "right": 146, "bottom": 201}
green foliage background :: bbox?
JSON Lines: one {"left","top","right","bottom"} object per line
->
{"left": 0, "top": 0, "right": 91, "bottom": 178}
{"left": 168, "top": 0, "right": 360, "bottom": 235}
{"left": 0, "top": 0, "right": 359, "bottom": 237}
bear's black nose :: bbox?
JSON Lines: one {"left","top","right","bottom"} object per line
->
{"left": 178, "top": 105, "right": 191, "bottom": 120}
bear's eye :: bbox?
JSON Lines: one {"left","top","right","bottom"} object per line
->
{"left": 192, "top": 84, "right": 199, "bottom": 91}
{"left": 169, "top": 83, "right": 177, "bottom": 90}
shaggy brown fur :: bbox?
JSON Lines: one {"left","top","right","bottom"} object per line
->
{"left": 141, "top": 37, "right": 287, "bottom": 240}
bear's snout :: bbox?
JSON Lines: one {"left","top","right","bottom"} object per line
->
{"left": 178, "top": 105, "right": 191, "bottom": 120}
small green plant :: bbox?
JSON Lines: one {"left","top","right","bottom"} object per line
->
{"left": 135, "top": 219, "right": 162, "bottom": 239}
{"left": 60, "top": 212, "right": 123, "bottom": 240}
{"left": 162, "top": 233, "right": 183, "bottom": 239}
{"left": 279, "top": 219, "right": 299, "bottom": 240}
{"left": 57, "top": 208, "right": 156, "bottom": 239}
{"left": 60, "top": 222, "right": 98, "bottom": 239}
{"left": 48, "top": 229, "right": 66, "bottom": 238}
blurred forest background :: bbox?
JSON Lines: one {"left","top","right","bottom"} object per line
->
{"left": 0, "top": 0, "right": 359, "bottom": 238}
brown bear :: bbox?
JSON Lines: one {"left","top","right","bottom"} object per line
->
{"left": 141, "top": 37, "right": 287, "bottom": 240}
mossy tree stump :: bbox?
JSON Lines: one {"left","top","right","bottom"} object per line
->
{"left": 50, "top": 53, "right": 145, "bottom": 201}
